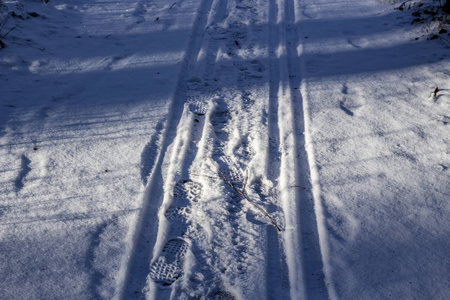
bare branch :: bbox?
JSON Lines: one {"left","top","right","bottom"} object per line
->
{"left": 0, "top": 17, "right": 9, "bottom": 34}
{"left": 209, "top": 157, "right": 281, "bottom": 232}
{"left": 0, "top": 25, "right": 17, "bottom": 43}
{"left": 395, "top": 0, "right": 412, "bottom": 11}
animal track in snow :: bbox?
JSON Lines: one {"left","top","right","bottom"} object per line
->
{"left": 339, "top": 101, "right": 354, "bottom": 117}
{"left": 150, "top": 238, "right": 189, "bottom": 285}
{"left": 437, "top": 115, "right": 450, "bottom": 125}
{"left": 339, "top": 84, "right": 365, "bottom": 116}
{"left": 341, "top": 84, "right": 349, "bottom": 94}
{"left": 15, "top": 154, "right": 31, "bottom": 191}
{"left": 393, "top": 147, "right": 417, "bottom": 164}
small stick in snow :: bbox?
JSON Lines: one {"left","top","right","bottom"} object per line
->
{"left": 169, "top": 2, "right": 177, "bottom": 9}
{"left": 395, "top": 0, "right": 412, "bottom": 11}
{"left": 209, "top": 157, "right": 282, "bottom": 232}
{"left": 0, "top": 25, "right": 18, "bottom": 48}
{"left": 0, "top": 17, "right": 9, "bottom": 34}
{"left": 430, "top": 87, "right": 439, "bottom": 100}
{"left": 433, "top": 87, "right": 439, "bottom": 97}
{"left": 290, "top": 185, "right": 306, "bottom": 189}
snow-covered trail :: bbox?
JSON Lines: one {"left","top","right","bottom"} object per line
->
{"left": 268, "top": 0, "right": 332, "bottom": 298}
{"left": 2, "top": 0, "right": 450, "bottom": 298}
{"left": 121, "top": 0, "right": 331, "bottom": 298}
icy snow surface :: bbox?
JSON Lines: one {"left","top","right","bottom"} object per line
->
{"left": 0, "top": 0, "right": 449, "bottom": 299}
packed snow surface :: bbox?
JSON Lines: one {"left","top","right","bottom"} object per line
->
{"left": 1, "top": 0, "right": 449, "bottom": 299}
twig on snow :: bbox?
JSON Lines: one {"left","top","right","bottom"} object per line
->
{"left": 0, "top": 24, "right": 17, "bottom": 49}
{"left": 429, "top": 87, "right": 439, "bottom": 101}
{"left": 395, "top": 0, "right": 412, "bottom": 11}
{"left": 209, "top": 157, "right": 282, "bottom": 232}
{"left": 0, "top": 17, "right": 9, "bottom": 34}
{"left": 169, "top": 2, "right": 177, "bottom": 9}
{"left": 433, "top": 87, "right": 439, "bottom": 97}
{"left": 291, "top": 185, "right": 306, "bottom": 189}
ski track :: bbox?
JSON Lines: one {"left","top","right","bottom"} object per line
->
{"left": 269, "top": 0, "right": 331, "bottom": 298}
{"left": 121, "top": 0, "right": 333, "bottom": 298}
{"left": 285, "top": 0, "right": 331, "bottom": 298}
{"left": 267, "top": 0, "right": 290, "bottom": 298}
{"left": 119, "top": 0, "right": 214, "bottom": 297}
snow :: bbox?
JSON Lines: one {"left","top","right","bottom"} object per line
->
{"left": 1, "top": 0, "right": 449, "bottom": 299}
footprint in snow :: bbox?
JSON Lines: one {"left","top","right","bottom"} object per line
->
{"left": 188, "top": 100, "right": 208, "bottom": 116}
{"left": 437, "top": 115, "right": 450, "bottom": 125}
{"left": 150, "top": 238, "right": 189, "bottom": 285}
{"left": 174, "top": 180, "right": 203, "bottom": 203}
{"left": 165, "top": 206, "right": 191, "bottom": 221}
